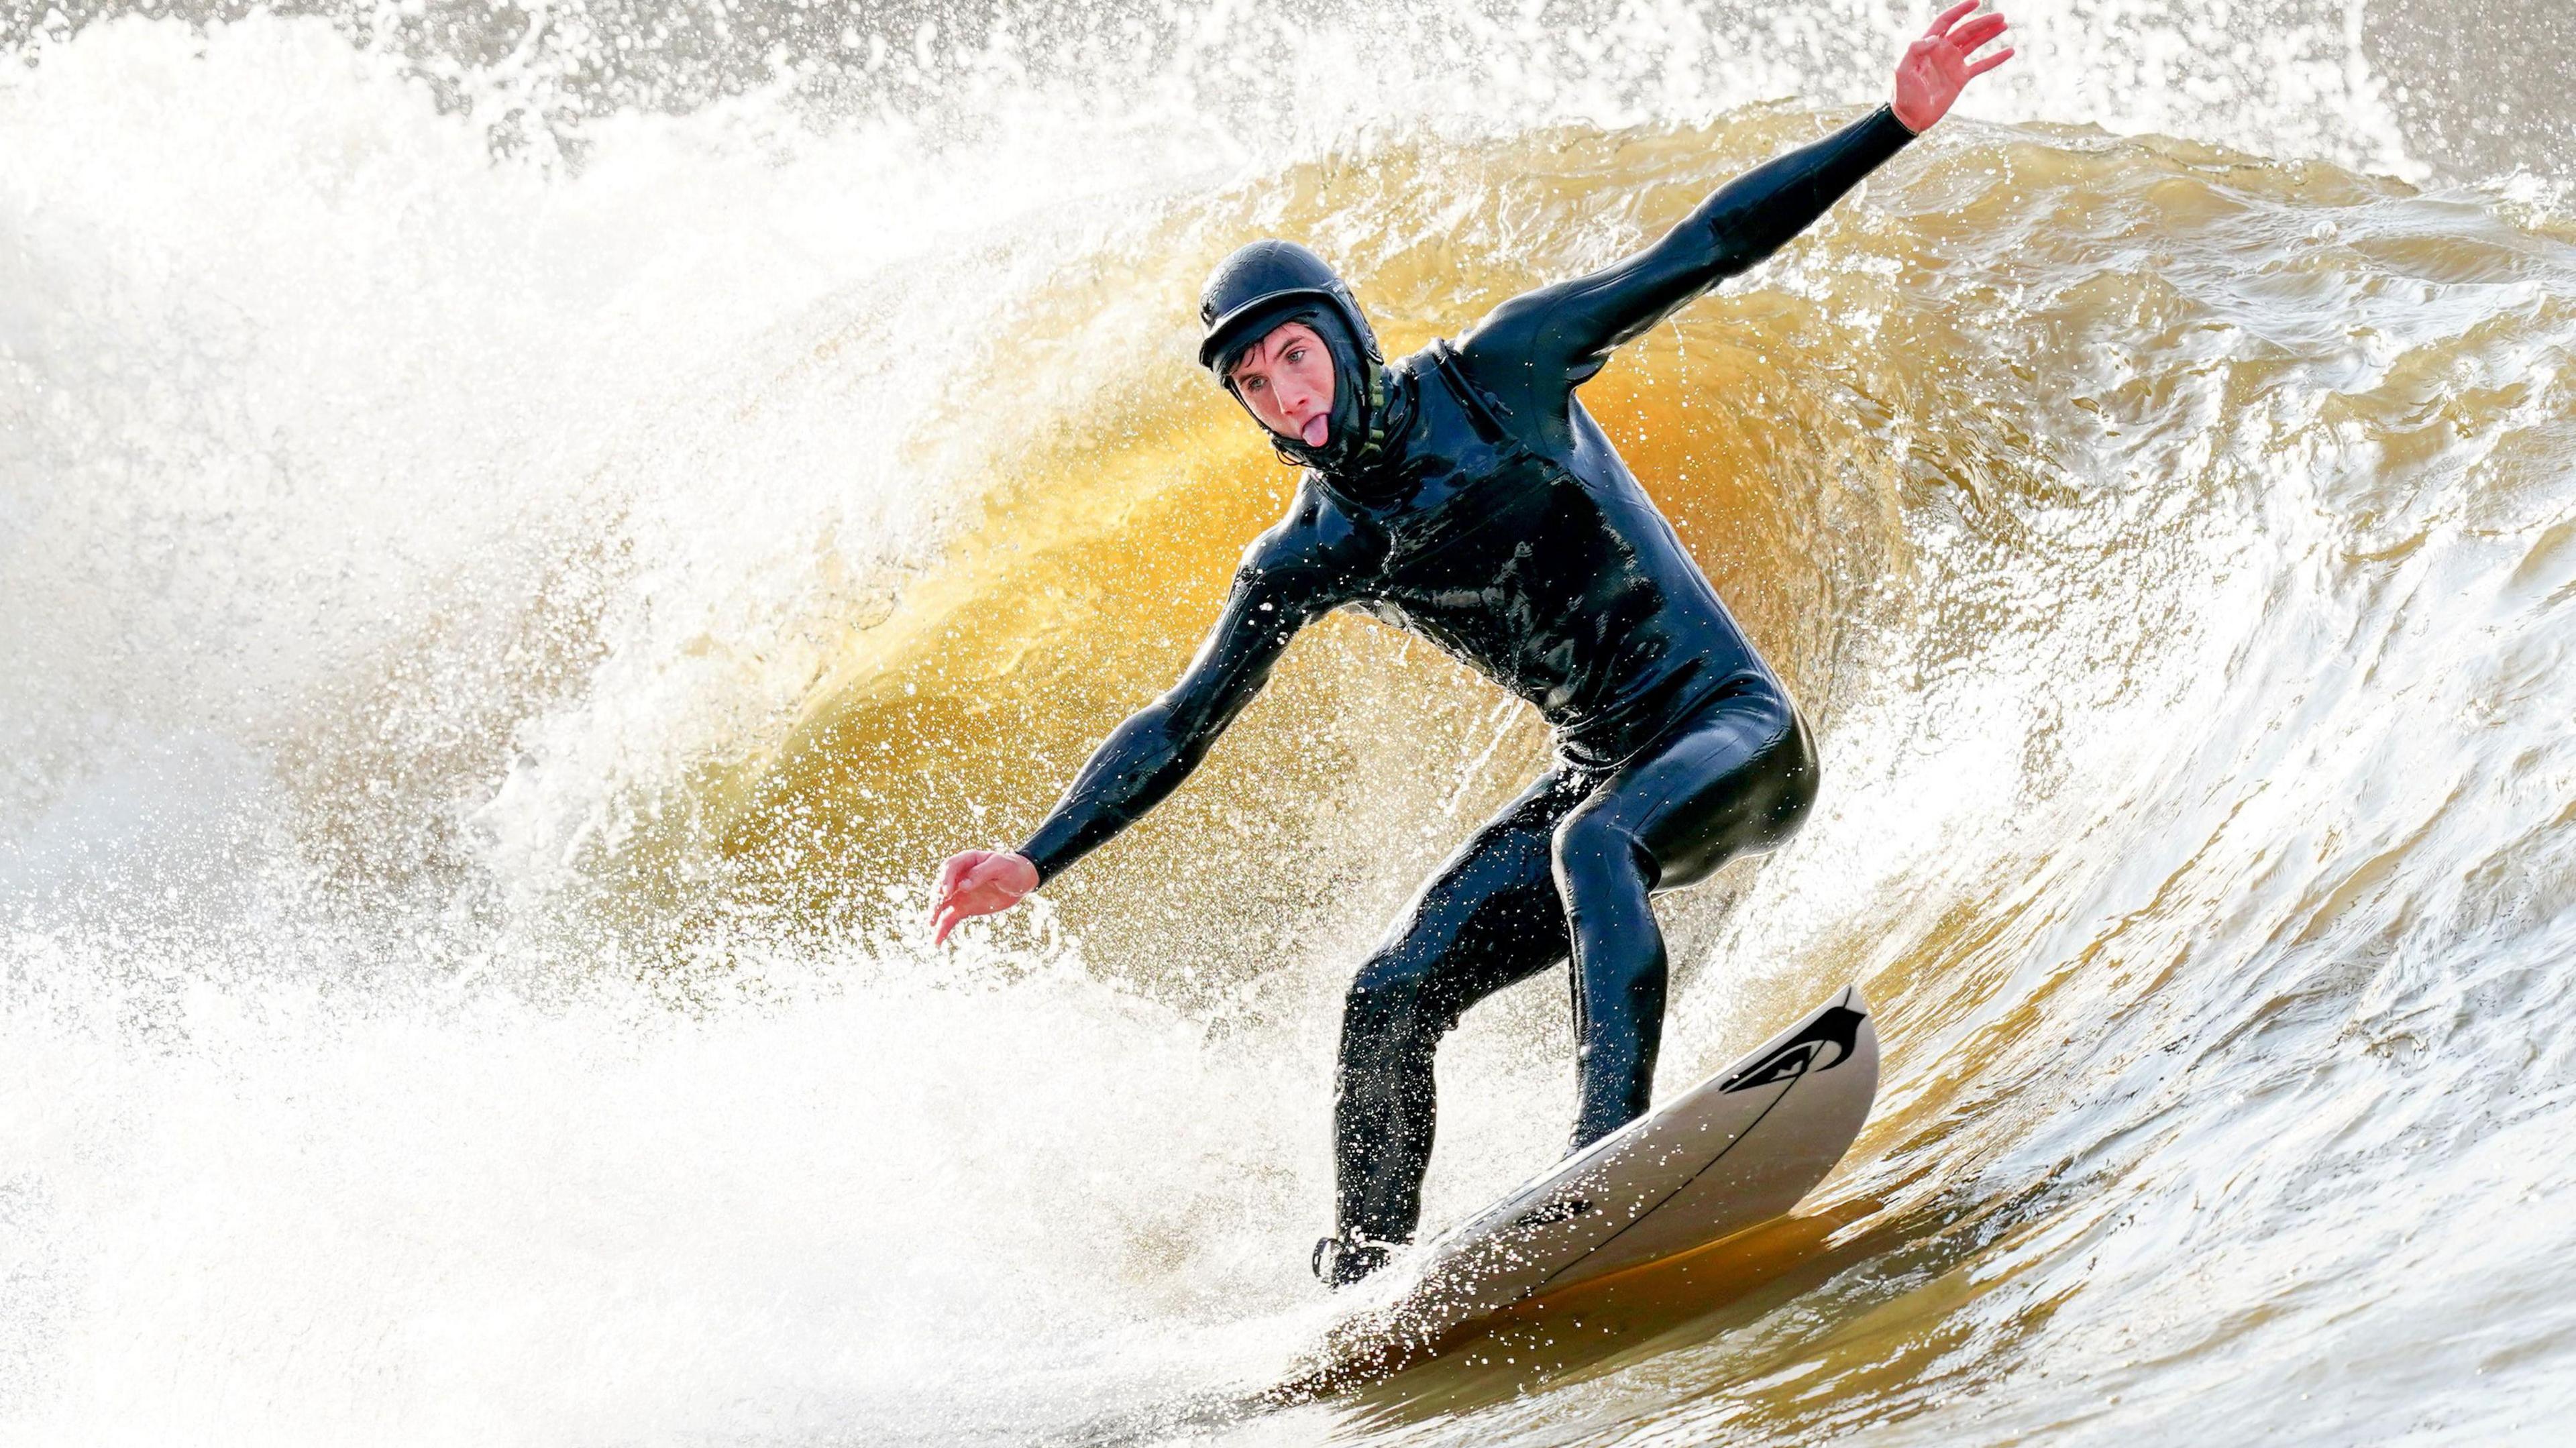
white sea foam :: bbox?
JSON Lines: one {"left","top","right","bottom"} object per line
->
{"left": 7, "top": 5, "right": 2576, "bottom": 1445}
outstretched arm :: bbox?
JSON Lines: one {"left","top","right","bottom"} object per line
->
{"left": 929, "top": 543, "right": 1327, "bottom": 942}
{"left": 1462, "top": 4, "right": 2012, "bottom": 416}
{"left": 1016, "top": 561, "right": 1312, "bottom": 879}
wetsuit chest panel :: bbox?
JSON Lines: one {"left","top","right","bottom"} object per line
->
{"left": 1327, "top": 359, "right": 1770, "bottom": 763}
{"left": 1371, "top": 469, "right": 1653, "bottom": 711}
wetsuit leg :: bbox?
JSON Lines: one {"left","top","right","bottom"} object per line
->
{"left": 1550, "top": 695, "right": 1820, "bottom": 1151}
{"left": 1334, "top": 773, "right": 1585, "bottom": 1250}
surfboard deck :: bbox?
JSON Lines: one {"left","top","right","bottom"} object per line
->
{"left": 1342, "top": 985, "right": 1880, "bottom": 1358}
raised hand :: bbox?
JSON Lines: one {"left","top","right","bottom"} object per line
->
{"left": 929, "top": 848, "right": 1040, "bottom": 945}
{"left": 1892, "top": 1, "right": 2015, "bottom": 133}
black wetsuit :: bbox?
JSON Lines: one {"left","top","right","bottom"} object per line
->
{"left": 1018, "top": 107, "right": 1917, "bottom": 1256}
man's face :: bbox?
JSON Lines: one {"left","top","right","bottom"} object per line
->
{"left": 1227, "top": 321, "right": 1336, "bottom": 447}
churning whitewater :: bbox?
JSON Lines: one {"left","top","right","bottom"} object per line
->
{"left": 6, "top": 1, "right": 2576, "bottom": 1443}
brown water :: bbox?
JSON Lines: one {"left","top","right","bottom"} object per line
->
{"left": 5, "top": 3, "right": 2575, "bottom": 1443}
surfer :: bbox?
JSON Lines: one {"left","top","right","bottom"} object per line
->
{"left": 932, "top": 3, "right": 2015, "bottom": 1286}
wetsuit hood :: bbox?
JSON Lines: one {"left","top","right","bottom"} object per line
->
{"left": 1199, "top": 239, "right": 1399, "bottom": 478}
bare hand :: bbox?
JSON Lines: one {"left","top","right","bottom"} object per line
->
{"left": 1892, "top": 1, "right": 2015, "bottom": 133}
{"left": 930, "top": 849, "right": 1040, "bottom": 945}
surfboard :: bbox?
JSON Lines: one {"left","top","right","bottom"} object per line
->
{"left": 1366, "top": 984, "right": 1880, "bottom": 1352}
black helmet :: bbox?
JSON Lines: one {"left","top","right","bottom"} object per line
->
{"left": 1197, "top": 239, "right": 1383, "bottom": 373}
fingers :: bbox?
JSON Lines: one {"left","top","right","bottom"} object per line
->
{"left": 1925, "top": 0, "right": 1980, "bottom": 38}
{"left": 933, "top": 852, "right": 972, "bottom": 904}
{"left": 1951, "top": 12, "right": 2008, "bottom": 50}
{"left": 930, "top": 849, "right": 1040, "bottom": 946}
{"left": 932, "top": 852, "right": 977, "bottom": 943}
{"left": 933, "top": 891, "right": 1010, "bottom": 946}
{"left": 1967, "top": 45, "right": 2016, "bottom": 77}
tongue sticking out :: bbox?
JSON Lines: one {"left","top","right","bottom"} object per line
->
{"left": 1300, "top": 414, "right": 1330, "bottom": 447}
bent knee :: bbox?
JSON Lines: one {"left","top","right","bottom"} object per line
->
{"left": 1344, "top": 951, "right": 1437, "bottom": 1035}
{"left": 1550, "top": 808, "right": 1648, "bottom": 886}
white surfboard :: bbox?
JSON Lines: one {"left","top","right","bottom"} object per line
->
{"left": 1375, "top": 985, "right": 1879, "bottom": 1349}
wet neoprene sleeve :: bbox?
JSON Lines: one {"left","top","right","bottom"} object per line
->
{"left": 1462, "top": 105, "right": 1916, "bottom": 421}
{"left": 1016, "top": 553, "right": 1330, "bottom": 884}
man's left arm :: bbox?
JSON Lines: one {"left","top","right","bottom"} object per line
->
{"left": 1517, "top": 107, "right": 1920, "bottom": 388}
{"left": 1462, "top": 4, "right": 2012, "bottom": 402}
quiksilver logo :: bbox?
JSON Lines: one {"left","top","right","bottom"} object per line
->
{"left": 1719, "top": 1005, "right": 1864, "bottom": 1093}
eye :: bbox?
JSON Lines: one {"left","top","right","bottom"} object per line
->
{"left": 1243, "top": 377, "right": 1265, "bottom": 391}
{"left": 1285, "top": 347, "right": 1307, "bottom": 363}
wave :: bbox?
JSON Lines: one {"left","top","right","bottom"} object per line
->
{"left": 5, "top": 7, "right": 2576, "bottom": 1445}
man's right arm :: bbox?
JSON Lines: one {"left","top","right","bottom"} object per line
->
{"left": 1015, "top": 540, "right": 1327, "bottom": 885}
